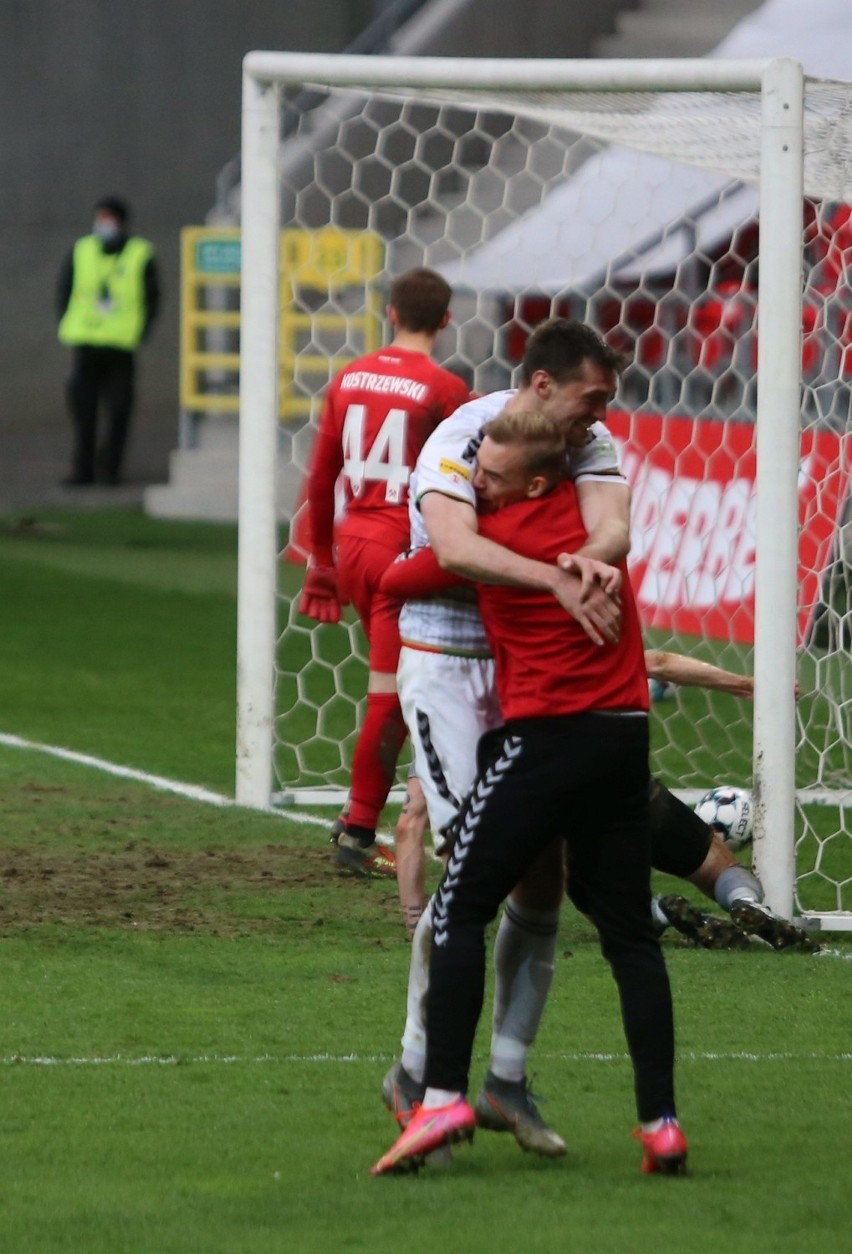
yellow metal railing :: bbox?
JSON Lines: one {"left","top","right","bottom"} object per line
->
{"left": 180, "top": 226, "right": 385, "bottom": 423}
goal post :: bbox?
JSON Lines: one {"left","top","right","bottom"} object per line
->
{"left": 236, "top": 67, "right": 281, "bottom": 809}
{"left": 752, "top": 57, "right": 804, "bottom": 919}
{"left": 235, "top": 51, "right": 852, "bottom": 929}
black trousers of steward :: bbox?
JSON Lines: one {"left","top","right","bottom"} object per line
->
{"left": 67, "top": 345, "right": 135, "bottom": 483}
{"left": 425, "top": 711, "right": 677, "bottom": 1123}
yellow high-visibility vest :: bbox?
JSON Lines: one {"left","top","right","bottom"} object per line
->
{"left": 58, "top": 235, "right": 153, "bottom": 350}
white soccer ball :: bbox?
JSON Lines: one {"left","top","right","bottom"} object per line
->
{"left": 694, "top": 785, "right": 754, "bottom": 851}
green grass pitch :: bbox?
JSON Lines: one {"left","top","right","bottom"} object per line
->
{"left": 0, "top": 507, "right": 849, "bottom": 1253}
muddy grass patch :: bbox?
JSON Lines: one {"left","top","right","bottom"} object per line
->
{"left": 0, "top": 841, "right": 397, "bottom": 934}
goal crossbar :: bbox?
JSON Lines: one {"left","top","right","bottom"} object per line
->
{"left": 243, "top": 50, "right": 771, "bottom": 94}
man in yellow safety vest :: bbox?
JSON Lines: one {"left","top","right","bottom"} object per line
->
{"left": 57, "top": 196, "right": 160, "bottom": 486}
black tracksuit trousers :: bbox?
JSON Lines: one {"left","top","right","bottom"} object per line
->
{"left": 425, "top": 711, "right": 677, "bottom": 1123}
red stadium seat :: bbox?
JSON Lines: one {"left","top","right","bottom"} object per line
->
{"left": 690, "top": 281, "right": 754, "bottom": 372}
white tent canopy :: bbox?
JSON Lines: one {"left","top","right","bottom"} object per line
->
{"left": 440, "top": 0, "right": 851, "bottom": 294}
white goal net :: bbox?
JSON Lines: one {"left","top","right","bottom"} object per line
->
{"left": 235, "top": 53, "right": 852, "bottom": 930}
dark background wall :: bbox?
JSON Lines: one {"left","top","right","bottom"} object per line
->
{"left": 0, "top": 0, "right": 373, "bottom": 483}
{"left": 0, "top": 0, "right": 624, "bottom": 491}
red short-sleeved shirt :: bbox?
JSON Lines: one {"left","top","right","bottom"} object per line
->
{"left": 476, "top": 482, "right": 649, "bottom": 721}
{"left": 306, "top": 347, "right": 471, "bottom": 562}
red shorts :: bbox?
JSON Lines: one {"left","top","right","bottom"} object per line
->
{"left": 336, "top": 531, "right": 405, "bottom": 674}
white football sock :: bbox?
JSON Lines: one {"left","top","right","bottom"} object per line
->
{"left": 489, "top": 895, "right": 559, "bottom": 1084}
{"left": 423, "top": 1087, "right": 462, "bottom": 1109}
{"left": 400, "top": 897, "right": 433, "bottom": 1084}
{"left": 714, "top": 865, "right": 763, "bottom": 911}
{"left": 650, "top": 895, "right": 670, "bottom": 929}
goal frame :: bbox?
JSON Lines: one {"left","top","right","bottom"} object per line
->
{"left": 236, "top": 52, "right": 806, "bottom": 921}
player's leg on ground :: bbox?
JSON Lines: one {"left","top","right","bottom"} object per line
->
{"left": 490, "top": 840, "right": 562, "bottom": 1082}
{"left": 396, "top": 646, "right": 505, "bottom": 1048}
{"left": 646, "top": 780, "right": 813, "bottom": 952}
{"left": 647, "top": 778, "right": 753, "bottom": 949}
{"left": 345, "top": 672, "right": 407, "bottom": 834}
{"left": 648, "top": 777, "right": 714, "bottom": 883}
{"left": 674, "top": 802, "right": 820, "bottom": 951}
{"left": 689, "top": 833, "right": 763, "bottom": 907}
{"left": 476, "top": 840, "right": 567, "bottom": 1157}
{"left": 423, "top": 728, "right": 571, "bottom": 1101}
{"left": 395, "top": 773, "right": 429, "bottom": 936}
{"left": 334, "top": 542, "right": 407, "bottom": 843}
{"left": 374, "top": 730, "right": 559, "bottom": 1174}
{"left": 648, "top": 777, "right": 762, "bottom": 907}
{"left": 566, "top": 717, "right": 678, "bottom": 1130}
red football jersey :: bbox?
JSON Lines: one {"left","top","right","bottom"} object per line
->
{"left": 476, "top": 482, "right": 649, "bottom": 720}
{"left": 306, "top": 347, "right": 471, "bottom": 563}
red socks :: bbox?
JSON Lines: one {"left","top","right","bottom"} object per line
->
{"left": 347, "top": 691, "right": 408, "bottom": 831}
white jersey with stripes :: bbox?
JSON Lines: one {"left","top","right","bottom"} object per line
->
{"left": 398, "top": 389, "right": 623, "bottom": 655}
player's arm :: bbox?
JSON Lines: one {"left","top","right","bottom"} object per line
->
{"left": 421, "top": 490, "right": 621, "bottom": 646}
{"left": 298, "top": 395, "right": 345, "bottom": 623}
{"left": 645, "top": 650, "right": 801, "bottom": 701}
{"left": 574, "top": 475, "right": 632, "bottom": 563}
{"left": 555, "top": 474, "right": 630, "bottom": 596}
{"left": 644, "top": 651, "right": 754, "bottom": 699}
{"left": 379, "top": 545, "right": 466, "bottom": 600}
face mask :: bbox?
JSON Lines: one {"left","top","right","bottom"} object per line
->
{"left": 93, "top": 219, "right": 121, "bottom": 243}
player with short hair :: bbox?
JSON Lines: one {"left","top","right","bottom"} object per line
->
{"left": 379, "top": 321, "right": 630, "bottom": 1157}
{"left": 298, "top": 267, "right": 472, "bottom": 878}
{"left": 373, "top": 411, "right": 687, "bottom": 1176}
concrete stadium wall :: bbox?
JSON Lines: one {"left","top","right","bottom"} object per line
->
{"left": 0, "top": 0, "right": 372, "bottom": 482}
{"left": 0, "top": 0, "right": 626, "bottom": 488}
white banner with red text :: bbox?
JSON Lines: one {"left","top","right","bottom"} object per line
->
{"left": 607, "top": 411, "right": 848, "bottom": 645}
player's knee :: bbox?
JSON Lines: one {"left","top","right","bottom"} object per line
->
{"left": 513, "top": 840, "right": 564, "bottom": 911}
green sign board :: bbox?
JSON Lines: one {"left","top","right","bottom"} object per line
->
{"left": 195, "top": 238, "right": 242, "bottom": 275}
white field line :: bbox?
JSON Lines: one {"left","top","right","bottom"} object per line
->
{"left": 1, "top": 1051, "right": 850, "bottom": 1067}
{"left": 0, "top": 732, "right": 330, "bottom": 830}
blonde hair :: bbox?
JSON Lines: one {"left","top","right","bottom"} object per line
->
{"left": 480, "top": 409, "right": 569, "bottom": 483}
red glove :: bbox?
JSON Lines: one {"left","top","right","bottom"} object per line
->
{"left": 298, "top": 563, "right": 342, "bottom": 624}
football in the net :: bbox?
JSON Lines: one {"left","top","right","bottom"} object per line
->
{"left": 694, "top": 785, "right": 754, "bottom": 851}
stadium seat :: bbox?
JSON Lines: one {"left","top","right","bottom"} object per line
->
{"left": 689, "top": 280, "right": 754, "bottom": 373}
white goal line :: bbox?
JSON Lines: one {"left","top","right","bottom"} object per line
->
{"left": 3, "top": 733, "right": 848, "bottom": 818}
{"left": 0, "top": 731, "right": 330, "bottom": 831}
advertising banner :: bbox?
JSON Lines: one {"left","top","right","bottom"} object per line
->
{"left": 608, "top": 411, "right": 848, "bottom": 644}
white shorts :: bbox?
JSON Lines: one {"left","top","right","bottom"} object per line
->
{"left": 397, "top": 645, "right": 502, "bottom": 854}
